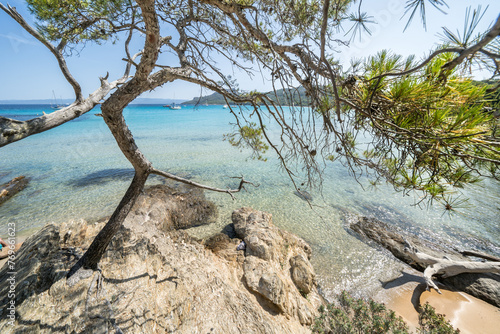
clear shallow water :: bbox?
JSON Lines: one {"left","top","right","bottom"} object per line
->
{"left": 1, "top": 104, "right": 499, "bottom": 300}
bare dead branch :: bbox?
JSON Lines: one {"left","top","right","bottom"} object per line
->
{"left": 404, "top": 241, "right": 500, "bottom": 294}
{"left": 150, "top": 168, "right": 255, "bottom": 199}
{"left": 0, "top": 75, "right": 127, "bottom": 147}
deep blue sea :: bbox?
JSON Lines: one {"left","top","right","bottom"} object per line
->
{"left": 1, "top": 104, "right": 499, "bottom": 299}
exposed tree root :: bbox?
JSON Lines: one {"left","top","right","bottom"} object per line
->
{"left": 85, "top": 269, "right": 124, "bottom": 334}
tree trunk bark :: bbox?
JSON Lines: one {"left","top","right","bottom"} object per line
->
{"left": 67, "top": 0, "right": 161, "bottom": 284}
{"left": 67, "top": 171, "right": 148, "bottom": 284}
{"left": 66, "top": 99, "right": 152, "bottom": 284}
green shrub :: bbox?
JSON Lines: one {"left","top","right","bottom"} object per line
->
{"left": 312, "top": 291, "right": 460, "bottom": 334}
{"left": 311, "top": 291, "right": 409, "bottom": 334}
{"left": 417, "top": 302, "right": 460, "bottom": 334}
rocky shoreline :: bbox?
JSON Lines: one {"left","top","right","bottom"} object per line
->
{"left": 0, "top": 185, "right": 323, "bottom": 333}
{"left": 0, "top": 184, "right": 499, "bottom": 333}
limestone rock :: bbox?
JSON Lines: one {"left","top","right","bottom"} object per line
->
{"left": 243, "top": 255, "right": 288, "bottom": 312}
{"left": 290, "top": 254, "right": 315, "bottom": 295}
{"left": 232, "top": 207, "right": 272, "bottom": 238}
{"left": 442, "top": 273, "right": 500, "bottom": 308}
{"left": 204, "top": 232, "right": 245, "bottom": 265}
{"left": 232, "top": 207, "right": 322, "bottom": 325}
{"left": 0, "top": 206, "right": 322, "bottom": 333}
{"left": 126, "top": 183, "right": 218, "bottom": 230}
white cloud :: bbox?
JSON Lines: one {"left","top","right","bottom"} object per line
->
{"left": 0, "top": 32, "right": 38, "bottom": 53}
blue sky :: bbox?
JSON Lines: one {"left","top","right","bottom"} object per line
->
{"left": 0, "top": 0, "right": 499, "bottom": 101}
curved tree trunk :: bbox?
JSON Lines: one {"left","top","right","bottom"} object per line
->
{"left": 66, "top": 99, "right": 153, "bottom": 284}
{"left": 66, "top": 91, "right": 154, "bottom": 284}
{"left": 66, "top": 0, "right": 160, "bottom": 284}
{"left": 66, "top": 172, "right": 148, "bottom": 285}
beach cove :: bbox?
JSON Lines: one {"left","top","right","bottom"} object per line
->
{"left": 1, "top": 104, "right": 499, "bottom": 330}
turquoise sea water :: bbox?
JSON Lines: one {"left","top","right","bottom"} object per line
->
{"left": 1, "top": 104, "right": 499, "bottom": 300}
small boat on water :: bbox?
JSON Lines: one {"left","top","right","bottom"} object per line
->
{"left": 163, "top": 103, "right": 181, "bottom": 110}
{"left": 223, "top": 104, "right": 228, "bottom": 109}
{"left": 51, "top": 90, "right": 65, "bottom": 110}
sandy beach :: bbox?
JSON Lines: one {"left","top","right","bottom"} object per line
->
{"left": 374, "top": 268, "right": 500, "bottom": 334}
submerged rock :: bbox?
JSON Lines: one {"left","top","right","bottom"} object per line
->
{"left": 0, "top": 205, "right": 322, "bottom": 333}
{"left": 126, "top": 183, "right": 218, "bottom": 230}
{"left": 0, "top": 175, "right": 29, "bottom": 206}
{"left": 294, "top": 189, "right": 313, "bottom": 201}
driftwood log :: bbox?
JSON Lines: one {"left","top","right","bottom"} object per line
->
{"left": 349, "top": 215, "right": 500, "bottom": 307}
{"left": 0, "top": 175, "right": 29, "bottom": 206}
{"left": 403, "top": 241, "right": 500, "bottom": 294}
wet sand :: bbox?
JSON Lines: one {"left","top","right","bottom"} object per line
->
{"left": 373, "top": 268, "right": 500, "bottom": 334}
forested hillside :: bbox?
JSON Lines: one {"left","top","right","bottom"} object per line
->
{"left": 182, "top": 86, "right": 310, "bottom": 106}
